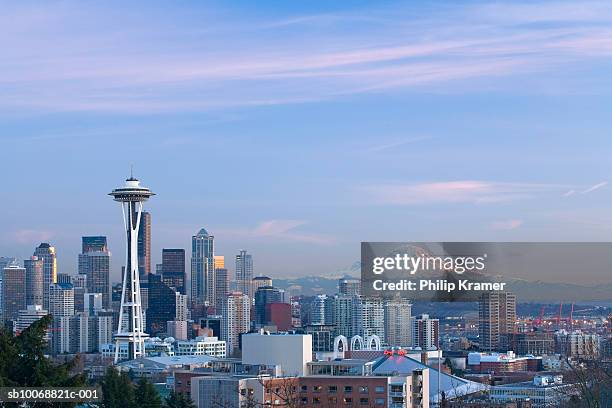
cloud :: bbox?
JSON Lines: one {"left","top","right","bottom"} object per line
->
{"left": 11, "top": 229, "right": 55, "bottom": 244}
{"left": 490, "top": 219, "right": 523, "bottom": 230}
{"left": 1, "top": 1, "right": 612, "bottom": 112}
{"left": 217, "top": 220, "right": 334, "bottom": 245}
{"left": 366, "top": 136, "right": 431, "bottom": 152}
{"left": 580, "top": 181, "right": 607, "bottom": 194}
{"left": 359, "top": 180, "right": 572, "bottom": 205}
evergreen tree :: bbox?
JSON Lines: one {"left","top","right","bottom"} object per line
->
{"left": 165, "top": 390, "right": 196, "bottom": 408}
{"left": 101, "top": 367, "right": 136, "bottom": 408}
{"left": 135, "top": 377, "right": 162, "bottom": 408}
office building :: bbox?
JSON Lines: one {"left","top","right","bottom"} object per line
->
{"left": 331, "top": 294, "right": 356, "bottom": 339}
{"left": 33, "top": 243, "right": 57, "bottom": 310}
{"left": 214, "top": 267, "right": 229, "bottom": 311}
{"left": 82, "top": 236, "right": 108, "bottom": 253}
{"left": 310, "top": 294, "right": 333, "bottom": 326}
{"left": 479, "top": 292, "right": 516, "bottom": 352}
{"left": 24, "top": 256, "right": 44, "bottom": 307}
{"left": 252, "top": 275, "right": 272, "bottom": 297}
{"left": 147, "top": 274, "right": 179, "bottom": 336}
{"left": 242, "top": 332, "right": 313, "bottom": 376}
{"left": 79, "top": 236, "right": 111, "bottom": 308}
{"left": 191, "top": 228, "right": 215, "bottom": 306}
{"left": 214, "top": 255, "right": 224, "bottom": 269}
{"left": 235, "top": 250, "right": 253, "bottom": 298}
{"left": 49, "top": 283, "right": 75, "bottom": 317}
{"left": 412, "top": 314, "right": 439, "bottom": 350}
{"left": 84, "top": 293, "right": 103, "bottom": 315}
{"left": 254, "top": 286, "right": 286, "bottom": 326}
{"left": 161, "top": 248, "right": 186, "bottom": 294}
{"left": 137, "top": 211, "right": 152, "bottom": 276}
{"left": 0, "top": 257, "right": 18, "bottom": 312}
{"left": 304, "top": 324, "right": 336, "bottom": 352}
{"left": 384, "top": 298, "right": 412, "bottom": 347}
{"left": 200, "top": 316, "right": 222, "bottom": 338}
{"left": 14, "top": 305, "right": 49, "bottom": 337}
{"left": 2, "top": 264, "right": 26, "bottom": 322}
{"left": 490, "top": 375, "right": 576, "bottom": 408}
{"left": 167, "top": 320, "right": 188, "bottom": 340}
{"left": 338, "top": 278, "right": 361, "bottom": 296}
{"left": 222, "top": 292, "right": 250, "bottom": 356}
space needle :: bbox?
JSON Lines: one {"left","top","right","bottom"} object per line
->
{"left": 109, "top": 172, "right": 155, "bottom": 363}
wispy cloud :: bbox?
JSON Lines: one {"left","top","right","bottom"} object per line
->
{"left": 217, "top": 220, "right": 334, "bottom": 245}
{"left": 580, "top": 181, "right": 607, "bottom": 194}
{"left": 366, "top": 136, "right": 431, "bottom": 152}
{"left": 490, "top": 219, "right": 523, "bottom": 230}
{"left": 359, "top": 180, "right": 575, "bottom": 205}
{"left": 1, "top": 1, "right": 612, "bottom": 112}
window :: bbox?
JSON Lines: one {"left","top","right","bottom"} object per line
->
{"left": 375, "top": 398, "right": 385, "bottom": 406}
{"left": 343, "top": 397, "right": 353, "bottom": 405}
{"left": 328, "top": 396, "right": 337, "bottom": 405}
{"left": 313, "top": 397, "right": 321, "bottom": 404}
{"left": 328, "top": 385, "right": 338, "bottom": 393}
{"left": 313, "top": 385, "right": 322, "bottom": 393}
{"left": 344, "top": 386, "right": 353, "bottom": 393}
{"left": 375, "top": 386, "right": 385, "bottom": 394}
{"left": 301, "top": 397, "right": 308, "bottom": 405}
{"left": 390, "top": 385, "right": 403, "bottom": 393}
{"left": 301, "top": 386, "right": 308, "bottom": 392}
{"left": 360, "top": 398, "right": 369, "bottom": 405}
{"left": 240, "top": 389, "right": 247, "bottom": 396}
{"left": 359, "top": 386, "right": 368, "bottom": 394}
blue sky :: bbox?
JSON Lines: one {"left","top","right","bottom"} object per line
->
{"left": 1, "top": 0, "right": 612, "bottom": 283}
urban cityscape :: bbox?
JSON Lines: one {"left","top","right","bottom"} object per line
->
{"left": 0, "top": 174, "right": 610, "bottom": 407}
{"left": 2, "top": 1, "right": 612, "bottom": 407}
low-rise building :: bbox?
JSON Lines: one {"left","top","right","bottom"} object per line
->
{"left": 490, "top": 375, "right": 577, "bottom": 408}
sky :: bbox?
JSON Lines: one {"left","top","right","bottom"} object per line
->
{"left": 1, "top": 0, "right": 612, "bottom": 284}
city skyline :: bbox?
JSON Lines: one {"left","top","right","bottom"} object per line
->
{"left": 2, "top": 1, "right": 612, "bottom": 281}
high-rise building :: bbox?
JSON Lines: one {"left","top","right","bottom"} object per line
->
{"left": 161, "top": 248, "right": 186, "bottom": 294}
{"left": 384, "top": 298, "right": 412, "bottom": 347}
{"left": 338, "top": 278, "right": 361, "bottom": 296}
{"left": 254, "top": 286, "right": 286, "bottom": 326}
{"left": 331, "top": 294, "right": 356, "bottom": 339}
{"left": 0, "top": 257, "right": 18, "bottom": 313}
{"left": 33, "top": 243, "right": 57, "bottom": 310}
{"left": 310, "top": 294, "right": 332, "bottom": 326}
{"left": 84, "top": 293, "right": 104, "bottom": 315}
{"left": 49, "top": 283, "right": 75, "bottom": 317}
{"left": 109, "top": 175, "right": 154, "bottom": 362}
{"left": 24, "top": 256, "right": 44, "bottom": 307}
{"left": 214, "top": 267, "right": 229, "bottom": 311}
{"left": 146, "top": 274, "right": 178, "bottom": 336}
{"left": 138, "top": 211, "right": 152, "bottom": 276}
{"left": 354, "top": 297, "right": 385, "bottom": 340}
{"left": 57, "top": 273, "right": 72, "bottom": 285}
{"left": 222, "top": 292, "right": 250, "bottom": 356}
{"left": 252, "top": 276, "right": 273, "bottom": 297}
{"left": 15, "top": 305, "right": 49, "bottom": 338}
{"left": 412, "top": 314, "right": 439, "bottom": 349}
{"left": 2, "top": 264, "right": 26, "bottom": 323}
{"left": 79, "top": 236, "right": 111, "bottom": 308}
{"left": 235, "top": 250, "right": 253, "bottom": 299}
{"left": 214, "top": 255, "right": 225, "bottom": 269}
{"left": 191, "top": 228, "right": 215, "bottom": 306}
{"left": 479, "top": 292, "right": 516, "bottom": 352}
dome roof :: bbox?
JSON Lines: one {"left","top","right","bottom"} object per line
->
{"left": 197, "top": 228, "right": 209, "bottom": 237}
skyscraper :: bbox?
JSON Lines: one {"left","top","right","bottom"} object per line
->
{"left": 254, "top": 286, "right": 285, "bottom": 326}
{"left": 310, "top": 294, "right": 332, "bottom": 325}
{"left": 138, "top": 211, "right": 152, "bottom": 276}
{"left": 79, "top": 237, "right": 111, "bottom": 308}
{"left": 161, "top": 248, "right": 186, "bottom": 294}
{"left": 479, "top": 292, "right": 517, "bottom": 352}
{"left": 235, "top": 250, "right": 253, "bottom": 299}
{"left": 214, "top": 267, "right": 229, "bottom": 312}
{"left": 109, "top": 174, "right": 154, "bottom": 362}
{"left": 2, "top": 264, "right": 26, "bottom": 323}
{"left": 146, "top": 274, "right": 178, "bottom": 336}
{"left": 24, "top": 256, "right": 44, "bottom": 307}
{"left": 191, "top": 228, "right": 215, "bottom": 306}
{"left": 0, "top": 257, "right": 17, "bottom": 312}
{"left": 354, "top": 297, "right": 385, "bottom": 340}
{"left": 338, "top": 278, "right": 361, "bottom": 296}
{"left": 331, "top": 294, "right": 356, "bottom": 339}
{"left": 412, "top": 314, "right": 439, "bottom": 349}
{"left": 33, "top": 243, "right": 57, "bottom": 310}
{"left": 222, "top": 292, "right": 250, "bottom": 356}
{"left": 384, "top": 298, "right": 412, "bottom": 347}
{"left": 49, "top": 283, "right": 75, "bottom": 317}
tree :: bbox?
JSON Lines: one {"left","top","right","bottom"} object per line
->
{"left": 135, "top": 377, "right": 163, "bottom": 408}
{"left": 101, "top": 367, "right": 136, "bottom": 408}
{"left": 165, "top": 390, "right": 196, "bottom": 408}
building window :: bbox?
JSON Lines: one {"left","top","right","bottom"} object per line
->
{"left": 301, "top": 386, "right": 308, "bottom": 392}
{"left": 343, "top": 397, "right": 353, "bottom": 405}
{"left": 344, "top": 386, "right": 353, "bottom": 393}
{"left": 328, "top": 385, "right": 337, "bottom": 393}
{"left": 313, "top": 385, "right": 322, "bottom": 393}
{"left": 375, "top": 398, "right": 385, "bottom": 406}
{"left": 375, "top": 386, "right": 385, "bottom": 394}
{"left": 313, "top": 397, "right": 321, "bottom": 404}
{"left": 301, "top": 397, "right": 308, "bottom": 405}
{"left": 360, "top": 398, "right": 369, "bottom": 405}
{"left": 328, "top": 396, "right": 338, "bottom": 405}
{"left": 359, "top": 386, "right": 368, "bottom": 394}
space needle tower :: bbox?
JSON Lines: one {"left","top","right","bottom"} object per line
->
{"left": 109, "top": 172, "right": 155, "bottom": 363}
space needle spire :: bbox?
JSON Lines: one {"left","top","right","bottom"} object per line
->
{"left": 109, "top": 172, "right": 155, "bottom": 363}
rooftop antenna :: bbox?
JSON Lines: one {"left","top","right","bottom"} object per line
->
{"left": 130, "top": 164, "right": 134, "bottom": 179}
